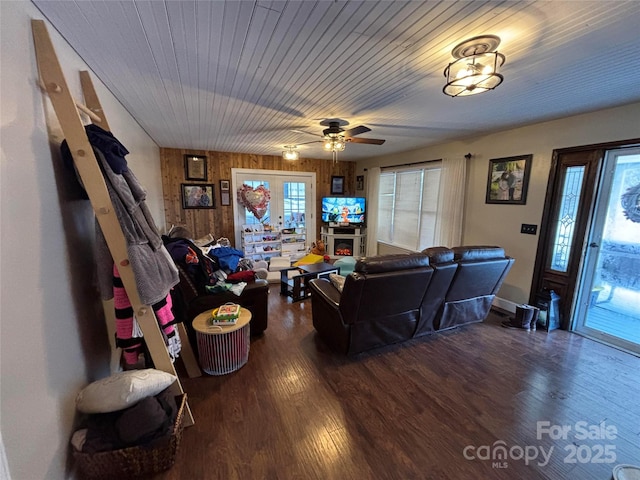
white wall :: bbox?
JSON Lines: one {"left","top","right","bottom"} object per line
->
{"left": 0, "top": 2, "right": 163, "bottom": 478}
{"left": 358, "top": 102, "right": 640, "bottom": 306}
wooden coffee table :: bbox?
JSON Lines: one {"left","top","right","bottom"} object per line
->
{"left": 280, "top": 263, "right": 339, "bottom": 301}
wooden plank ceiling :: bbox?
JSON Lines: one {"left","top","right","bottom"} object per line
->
{"left": 33, "top": 0, "right": 640, "bottom": 161}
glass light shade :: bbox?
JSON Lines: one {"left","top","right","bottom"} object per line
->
{"left": 282, "top": 149, "right": 299, "bottom": 160}
{"left": 443, "top": 51, "right": 505, "bottom": 97}
{"left": 324, "top": 136, "right": 346, "bottom": 152}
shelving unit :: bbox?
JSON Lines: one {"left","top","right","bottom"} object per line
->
{"left": 241, "top": 225, "right": 307, "bottom": 261}
{"left": 241, "top": 224, "right": 282, "bottom": 260}
{"left": 280, "top": 228, "right": 307, "bottom": 259}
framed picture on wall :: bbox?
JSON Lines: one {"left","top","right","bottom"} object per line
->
{"left": 331, "top": 176, "right": 345, "bottom": 195}
{"left": 485, "top": 154, "right": 533, "bottom": 205}
{"left": 184, "top": 154, "right": 207, "bottom": 181}
{"left": 181, "top": 183, "right": 215, "bottom": 209}
{"left": 220, "top": 179, "right": 230, "bottom": 206}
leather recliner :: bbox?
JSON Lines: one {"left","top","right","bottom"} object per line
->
{"left": 309, "top": 254, "right": 433, "bottom": 355}
{"left": 435, "top": 246, "right": 514, "bottom": 331}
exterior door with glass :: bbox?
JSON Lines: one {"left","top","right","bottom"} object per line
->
{"left": 532, "top": 141, "right": 640, "bottom": 353}
{"left": 573, "top": 148, "right": 640, "bottom": 353}
{"left": 231, "top": 168, "right": 315, "bottom": 259}
{"left": 530, "top": 149, "right": 601, "bottom": 328}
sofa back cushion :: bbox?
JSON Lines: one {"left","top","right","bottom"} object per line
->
{"left": 421, "top": 246, "right": 455, "bottom": 264}
{"left": 415, "top": 247, "right": 458, "bottom": 336}
{"left": 339, "top": 254, "right": 433, "bottom": 324}
{"left": 354, "top": 253, "right": 429, "bottom": 274}
{"left": 453, "top": 245, "right": 505, "bottom": 262}
{"left": 446, "top": 246, "right": 513, "bottom": 301}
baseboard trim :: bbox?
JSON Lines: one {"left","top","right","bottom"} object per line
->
{"left": 492, "top": 296, "right": 518, "bottom": 314}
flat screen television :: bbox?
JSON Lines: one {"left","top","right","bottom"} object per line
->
{"left": 321, "top": 196, "right": 366, "bottom": 225}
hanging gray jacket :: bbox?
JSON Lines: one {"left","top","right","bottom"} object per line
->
{"left": 62, "top": 125, "right": 178, "bottom": 305}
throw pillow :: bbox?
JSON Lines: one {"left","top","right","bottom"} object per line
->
{"left": 226, "top": 270, "right": 255, "bottom": 283}
{"left": 76, "top": 369, "right": 176, "bottom": 414}
{"left": 292, "top": 253, "right": 325, "bottom": 267}
{"left": 329, "top": 273, "right": 346, "bottom": 293}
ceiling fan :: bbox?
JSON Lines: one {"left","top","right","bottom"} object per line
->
{"left": 293, "top": 120, "right": 386, "bottom": 150}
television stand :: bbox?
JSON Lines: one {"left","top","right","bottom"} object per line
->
{"left": 321, "top": 225, "right": 366, "bottom": 257}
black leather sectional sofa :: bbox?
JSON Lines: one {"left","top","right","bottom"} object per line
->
{"left": 309, "top": 246, "right": 514, "bottom": 355}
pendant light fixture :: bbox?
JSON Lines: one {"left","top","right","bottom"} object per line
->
{"left": 443, "top": 35, "right": 505, "bottom": 97}
{"left": 282, "top": 145, "right": 299, "bottom": 161}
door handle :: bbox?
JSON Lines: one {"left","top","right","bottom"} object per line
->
{"left": 589, "top": 242, "right": 599, "bottom": 248}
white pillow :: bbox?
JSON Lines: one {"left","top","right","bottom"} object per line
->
{"left": 76, "top": 369, "right": 176, "bottom": 414}
{"left": 329, "top": 273, "right": 346, "bottom": 293}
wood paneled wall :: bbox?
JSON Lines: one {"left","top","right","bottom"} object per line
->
{"left": 160, "top": 148, "right": 356, "bottom": 243}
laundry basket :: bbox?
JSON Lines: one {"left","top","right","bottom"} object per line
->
{"left": 73, "top": 394, "right": 187, "bottom": 479}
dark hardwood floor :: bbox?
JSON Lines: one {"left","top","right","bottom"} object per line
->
{"left": 160, "top": 286, "right": 640, "bottom": 479}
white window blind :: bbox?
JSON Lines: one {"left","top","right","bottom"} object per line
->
{"left": 377, "top": 163, "right": 442, "bottom": 251}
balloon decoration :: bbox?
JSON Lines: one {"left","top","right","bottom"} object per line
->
{"left": 237, "top": 184, "right": 271, "bottom": 221}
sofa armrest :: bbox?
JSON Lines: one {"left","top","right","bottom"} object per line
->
{"left": 186, "top": 279, "right": 269, "bottom": 336}
{"left": 309, "top": 278, "right": 342, "bottom": 308}
{"left": 309, "top": 278, "right": 350, "bottom": 354}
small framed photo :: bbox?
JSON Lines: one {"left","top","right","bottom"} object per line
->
{"left": 486, "top": 154, "right": 532, "bottom": 205}
{"left": 331, "top": 176, "right": 345, "bottom": 195}
{"left": 181, "top": 183, "right": 215, "bottom": 209}
{"left": 184, "top": 154, "right": 207, "bottom": 181}
{"left": 220, "top": 179, "right": 231, "bottom": 206}
{"left": 356, "top": 175, "right": 364, "bottom": 191}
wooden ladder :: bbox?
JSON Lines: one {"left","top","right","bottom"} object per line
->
{"left": 32, "top": 19, "right": 199, "bottom": 426}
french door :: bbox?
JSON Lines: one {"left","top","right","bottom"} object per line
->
{"left": 231, "top": 168, "right": 316, "bottom": 250}
{"left": 531, "top": 140, "right": 640, "bottom": 354}
{"left": 573, "top": 148, "right": 640, "bottom": 354}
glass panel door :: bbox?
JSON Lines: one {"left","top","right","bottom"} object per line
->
{"left": 574, "top": 148, "right": 640, "bottom": 353}
{"left": 232, "top": 169, "right": 315, "bottom": 259}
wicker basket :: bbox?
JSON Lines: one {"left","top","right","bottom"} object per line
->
{"left": 73, "top": 394, "right": 187, "bottom": 479}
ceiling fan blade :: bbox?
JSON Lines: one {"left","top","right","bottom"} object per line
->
{"left": 290, "top": 129, "right": 321, "bottom": 138}
{"left": 347, "top": 137, "right": 385, "bottom": 145}
{"left": 296, "top": 140, "right": 322, "bottom": 146}
{"left": 343, "top": 125, "right": 371, "bottom": 137}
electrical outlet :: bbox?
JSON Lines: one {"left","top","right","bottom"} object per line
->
{"left": 521, "top": 224, "right": 537, "bottom": 235}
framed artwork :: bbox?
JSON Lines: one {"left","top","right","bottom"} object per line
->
{"left": 184, "top": 154, "right": 207, "bottom": 181}
{"left": 485, "top": 154, "right": 533, "bottom": 205}
{"left": 220, "top": 179, "right": 231, "bottom": 206}
{"left": 181, "top": 183, "right": 215, "bottom": 209}
{"left": 331, "top": 176, "right": 345, "bottom": 195}
{"left": 356, "top": 175, "right": 364, "bottom": 191}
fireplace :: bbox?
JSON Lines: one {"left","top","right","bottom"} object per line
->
{"left": 321, "top": 225, "right": 366, "bottom": 259}
{"left": 334, "top": 238, "right": 354, "bottom": 256}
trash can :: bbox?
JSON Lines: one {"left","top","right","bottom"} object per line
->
{"left": 534, "top": 289, "right": 561, "bottom": 331}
